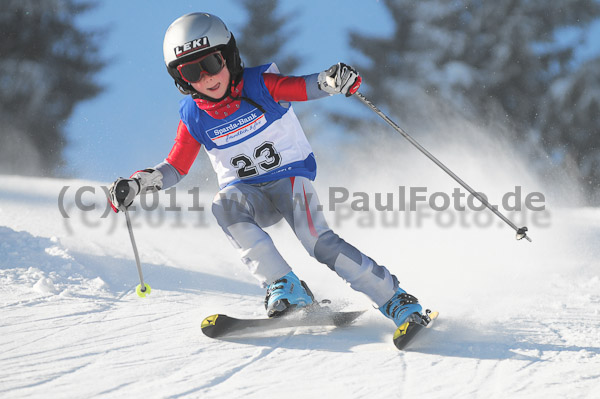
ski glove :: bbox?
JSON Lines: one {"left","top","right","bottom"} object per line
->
{"left": 108, "top": 168, "right": 164, "bottom": 212}
{"left": 317, "top": 63, "right": 362, "bottom": 97}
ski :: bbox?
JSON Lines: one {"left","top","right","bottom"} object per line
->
{"left": 392, "top": 309, "right": 439, "bottom": 350}
{"left": 201, "top": 307, "right": 366, "bottom": 339}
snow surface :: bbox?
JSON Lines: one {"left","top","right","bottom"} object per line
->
{"left": 1, "top": 133, "right": 600, "bottom": 398}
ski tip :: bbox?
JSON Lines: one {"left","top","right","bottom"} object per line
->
{"left": 201, "top": 314, "right": 219, "bottom": 329}
{"left": 393, "top": 320, "right": 411, "bottom": 341}
{"left": 201, "top": 314, "right": 222, "bottom": 338}
{"left": 392, "top": 321, "right": 424, "bottom": 350}
{"left": 392, "top": 310, "right": 439, "bottom": 350}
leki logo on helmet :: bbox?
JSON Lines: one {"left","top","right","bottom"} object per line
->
{"left": 174, "top": 37, "right": 210, "bottom": 58}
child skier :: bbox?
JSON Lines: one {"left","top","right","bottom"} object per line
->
{"left": 108, "top": 12, "right": 423, "bottom": 329}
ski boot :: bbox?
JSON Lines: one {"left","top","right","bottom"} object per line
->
{"left": 264, "top": 271, "right": 314, "bottom": 318}
{"left": 379, "top": 287, "right": 423, "bottom": 327}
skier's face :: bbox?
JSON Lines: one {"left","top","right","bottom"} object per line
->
{"left": 190, "top": 60, "right": 230, "bottom": 100}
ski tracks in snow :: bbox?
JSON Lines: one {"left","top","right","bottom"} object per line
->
{"left": 172, "top": 332, "right": 296, "bottom": 398}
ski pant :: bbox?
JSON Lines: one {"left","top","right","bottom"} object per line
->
{"left": 211, "top": 176, "right": 398, "bottom": 306}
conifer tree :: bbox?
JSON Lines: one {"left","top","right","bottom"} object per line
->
{"left": 348, "top": 0, "right": 600, "bottom": 197}
{"left": 236, "top": 0, "right": 300, "bottom": 74}
{"left": 0, "top": 0, "right": 104, "bottom": 176}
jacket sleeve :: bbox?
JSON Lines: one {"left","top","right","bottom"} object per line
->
{"left": 154, "top": 120, "right": 202, "bottom": 189}
{"left": 262, "top": 73, "right": 329, "bottom": 103}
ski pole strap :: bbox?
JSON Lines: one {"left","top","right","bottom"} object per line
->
{"left": 354, "top": 91, "right": 531, "bottom": 242}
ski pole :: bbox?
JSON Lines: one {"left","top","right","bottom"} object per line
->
{"left": 115, "top": 182, "right": 152, "bottom": 297}
{"left": 354, "top": 91, "right": 531, "bottom": 242}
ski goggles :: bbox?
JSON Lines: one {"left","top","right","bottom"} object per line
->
{"left": 177, "top": 52, "right": 225, "bottom": 83}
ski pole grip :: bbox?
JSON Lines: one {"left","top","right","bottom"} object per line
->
{"left": 114, "top": 179, "right": 131, "bottom": 205}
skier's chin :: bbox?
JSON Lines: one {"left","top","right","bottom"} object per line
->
{"left": 201, "top": 87, "right": 229, "bottom": 102}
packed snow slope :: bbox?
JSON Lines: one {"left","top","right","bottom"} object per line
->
{"left": 1, "top": 128, "right": 599, "bottom": 399}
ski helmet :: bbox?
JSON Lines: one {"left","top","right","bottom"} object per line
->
{"left": 163, "top": 12, "right": 243, "bottom": 96}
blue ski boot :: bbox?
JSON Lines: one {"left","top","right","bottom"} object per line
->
{"left": 265, "top": 271, "right": 314, "bottom": 318}
{"left": 379, "top": 287, "right": 423, "bottom": 327}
